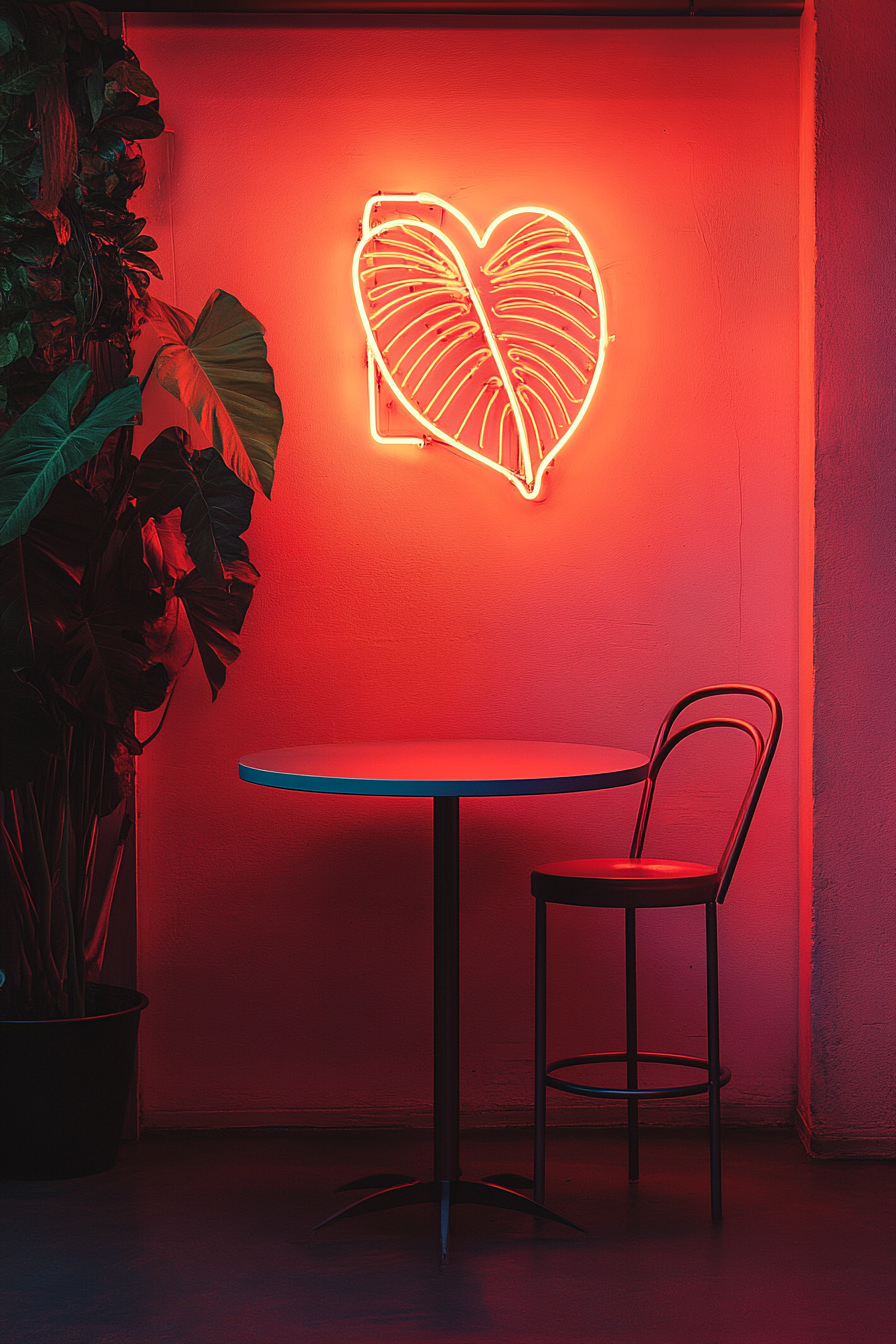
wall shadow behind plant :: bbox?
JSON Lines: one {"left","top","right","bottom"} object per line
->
{"left": 0, "top": 3, "right": 283, "bottom": 1018}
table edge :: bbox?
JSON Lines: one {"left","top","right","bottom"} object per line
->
{"left": 237, "top": 760, "right": 648, "bottom": 797}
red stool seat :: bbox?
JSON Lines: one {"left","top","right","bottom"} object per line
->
{"left": 532, "top": 858, "right": 719, "bottom": 907}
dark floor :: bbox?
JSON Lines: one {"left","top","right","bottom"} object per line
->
{"left": 3, "top": 1126, "right": 894, "bottom": 1344}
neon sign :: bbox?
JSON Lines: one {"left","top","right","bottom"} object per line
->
{"left": 353, "top": 193, "right": 608, "bottom": 500}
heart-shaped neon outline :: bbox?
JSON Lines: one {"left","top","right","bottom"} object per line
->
{"left": 353, "top": 193, "right": 608, "bottom": 500}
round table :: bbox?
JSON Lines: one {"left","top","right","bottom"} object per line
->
{"left": 239, "top": 739, "right": 648, "bottom": 1260}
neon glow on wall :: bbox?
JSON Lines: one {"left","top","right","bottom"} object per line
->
{"left": 353, "top": 194, "right": 608, "bottom": 499}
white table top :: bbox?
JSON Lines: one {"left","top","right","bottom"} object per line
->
{"left": 238, "top": 739, "right": 648, "bottom": 798}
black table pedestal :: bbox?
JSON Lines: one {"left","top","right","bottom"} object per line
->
{"left": 315, "top": 796, "right": 583, "bottom": 1262}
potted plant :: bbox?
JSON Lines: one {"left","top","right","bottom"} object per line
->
{"left": 0, "top": 3, "right": 283, "bottom": 1177}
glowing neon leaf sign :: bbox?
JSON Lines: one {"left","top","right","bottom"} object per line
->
{"left": 353, "top": 193, "right": 608, "bottom": 500}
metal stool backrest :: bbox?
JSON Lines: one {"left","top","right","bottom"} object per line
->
{"left": 630, "top": 685, "right": 782, "bottom": 903}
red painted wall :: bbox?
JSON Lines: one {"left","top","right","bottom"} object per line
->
{"left": 129, "top": 16, "right": 800, "bottom": 1127}
{"left": 798, "top": 0, "right": 896, "bottom": 1157}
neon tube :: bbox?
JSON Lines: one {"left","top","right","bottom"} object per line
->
{"left": 502, "top": 334, "right": 589, "bottom": 387}
{"left": 353, "top": 194, "right": 609, "bottom": 500}
{"left": 428, "top": 352, "right": 492, "bottom": 423}
{"left": 407, "top": 327, "right": 483, "bottom": 397}
{"left": 366, "top": 349, "right": 424, "bottom": 448}
{"left": 508, "top": 349, "right": 582, "bottom": 405}
{"left": 421, "top": 348, "right": 490, "bottom": 415}
{"left": 491, "top": 279, "right": 601, "bottom": 319}
{"left": 390, "top": 318, "right": 479, "bottom": 371}
{"left": 517, "top": 380, "right": 561, "bottom": 442}
{"left": 493, "top": 296, "right": 597, "bottom": 341}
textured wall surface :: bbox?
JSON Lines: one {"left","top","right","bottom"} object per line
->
{"left": 798, "top": 0, "right": 896, "bottom": 1157}
{"left": 128, "top": 17, "right": 800, "bottom": 1127}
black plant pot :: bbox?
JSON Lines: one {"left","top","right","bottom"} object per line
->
{"left": 0, "top": 983, "right": 148, "bottom": 1180}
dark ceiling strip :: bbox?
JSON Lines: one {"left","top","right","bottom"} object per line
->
{"left": 114, "top": 3, "right": 803, "bottom": 16}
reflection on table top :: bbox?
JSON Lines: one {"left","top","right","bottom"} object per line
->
{"left": 238, "top": 739, "right": 648, "bottom": 798}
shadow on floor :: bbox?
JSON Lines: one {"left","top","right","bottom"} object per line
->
{"left": 3, "top": 1126, "right": 894, "bottom": 1344}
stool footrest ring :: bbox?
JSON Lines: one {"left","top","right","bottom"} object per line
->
{"left": 545, "top": 1051, "right": 732, "bottom": 1100}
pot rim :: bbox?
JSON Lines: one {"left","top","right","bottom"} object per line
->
{"left": 1, "top": 983, "right": 148, "bottom": 1025}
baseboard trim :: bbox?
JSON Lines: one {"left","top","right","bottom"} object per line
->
{"left": 796, "top": 1105, "right": 896, "bottom": 1159}
{"left": 141, "top": 1099, "right": 796, "bottom": 1131}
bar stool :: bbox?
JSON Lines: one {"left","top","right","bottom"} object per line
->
{"left": 531, "top": 685, "right": 782, "bottom": 1223}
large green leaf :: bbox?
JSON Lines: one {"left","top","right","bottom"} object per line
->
{"left": 0, "top": 57, "right": 57, "bottom": 97}
{"left": 133, "top": 428, "right": 257, "bottom": 584}
{"left": 144, "top": 291, "right": 282, "bottom": 499}
{"left": 0, "top": 16, "right": 24, "bottom": 57}
{"left": 0, "top": 364, "right": 141, "bottom": 543}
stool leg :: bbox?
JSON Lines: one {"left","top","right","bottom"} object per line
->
{"left": 625, "top": 908, "right": 639, "bottom": 1183}
{"left": 534, "top": 897, "right": 547, "bottom": 1205}
{"left": 706, "top": 901, "right": 722, "bottom": 1224}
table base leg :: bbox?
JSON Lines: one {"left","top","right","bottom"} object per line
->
{"left": 314, "top": 1177, "right": 586, "bottom": 1256}
{"left": 440, "top": 1180, "right": 451, "bottom": 1264}
{"left": 335, "top": 1173, "right": 417, "bottom": 1191}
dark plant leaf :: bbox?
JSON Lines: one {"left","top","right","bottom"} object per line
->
{"left": 0, "top": 57, "right": 57, "bottom": 97}
{"left": 0, "top": 15, "right": 25, "bottom": 57}
{"left": 12, "top": 229, "right": 60, "bottom": 268}
{"left": 122, "top": 249, "right": 163, "bottom": 280}
{"left": 184, "top": 449, "right": 257, "bottom": 581}
{"left": 144, "top": 291, "right": 282, "bottom": 499}
{"left": 0, "top": 477, "right": 104, "bottom": 673}
{"left": 106, "top": 88, "right": 139, "bottom": 116}
{"left": 0, "top": 261, "right": 29, "bottom": 293}
{"left": 102, "top": 738, "right": 136, "bottom": 816}
{"left": 131, "top": 427, "right": 191, "bottom": 503}
{"left": 0, "top": 330, "right": 18, "bottom": 368}
{"left": 66, "top": 3, "right": 107, "bottom": 46}
{"left": 85, "top": 57, "right": 105, "bottom": 125}
{"left": 0, "top": 364, "right": 141, "bottom": 543}
{"left": 96, "top": 103, "right": 164, "bottom": 142}
{"left": 0, "top": 480, "right": 186, "bottom": 727}
{"left": 120, "top": 511, "right": 170, "bottom": 591}
{"left": 1, "top": 181, "right": 38, "bottom": 220}
{"left": 12, "top": 318, "right": 34, "bottom": 362}
{"left": 154, "top": 511, "right": 193, "bottom": 583}
{"left": 37, "top": 204, "right": 71, "bottom": 246}
{"left": 47, "top": 562, "right": 177, "bottom": 724}
{"left": 0, "top": 122, "right": 38, "bottom": 171}
{"left": 133, "top": 429, "right": 256, "bottom": 584}
{"left": 104, "top": 58, "right": 158, "bottom": 101}
{"left": 176, "top": 568, "right": 257, "bottom": 699}
{"left": 120, "top": 215, "right": 148, "bottom": 246}
{"left": 90, "top": 122, "right": 127, "bottom": 159}
{"left": 125, "top": 232, "right": 158, "bottom": 254}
